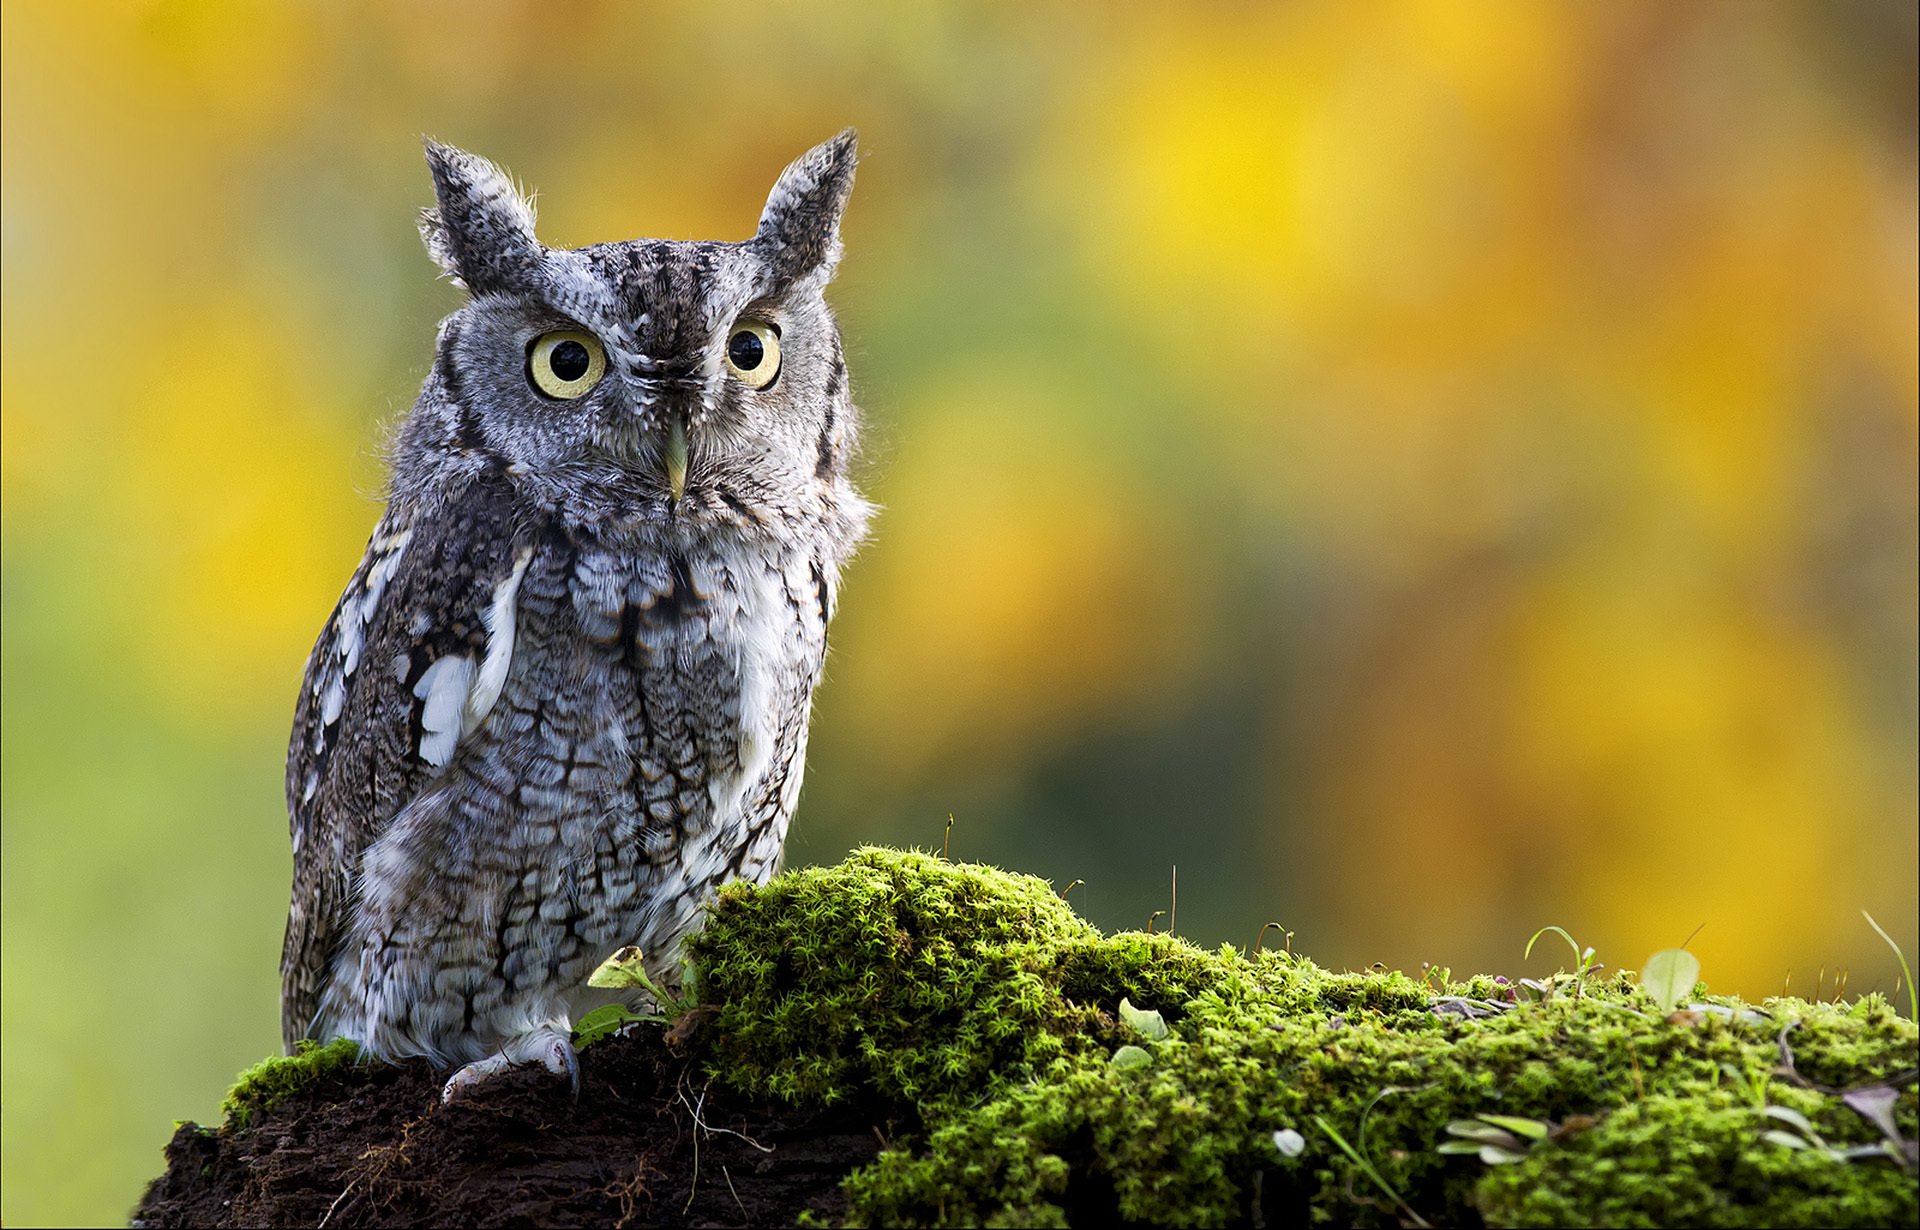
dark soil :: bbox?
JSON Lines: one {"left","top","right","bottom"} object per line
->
{"left": 132, "top": 1030, "right": 883, "bottom": 1228}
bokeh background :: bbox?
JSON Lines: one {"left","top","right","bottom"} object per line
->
{"left": 4, "top": 1, "right": 1915, "bottom": 1223}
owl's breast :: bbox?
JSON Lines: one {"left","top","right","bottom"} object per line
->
{"left": 472, "top": 535, "right": 828, "bottom": 849}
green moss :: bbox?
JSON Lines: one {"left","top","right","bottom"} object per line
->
{"left": 687, "top": 846, "right": 1104, "bottom": 1104}
{"left": 686, "top": 848, "right": 1919, "bottom": 1228}
{"left": 1474, "top": 1093, "right": 1918, "bottom": 1228}
{"left": 220, "top": 1037, "right": 359, "bottom": 1131}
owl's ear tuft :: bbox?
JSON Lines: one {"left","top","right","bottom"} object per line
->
{"left": 419, "top": 139, "right": 543, "bottom": 294}
{"left": 754, "top": 129, "right": 858, "bottom": 285}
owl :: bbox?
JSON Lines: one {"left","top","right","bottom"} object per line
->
{"left": 281, "top": 132, "right": 870, "bottom": 1099}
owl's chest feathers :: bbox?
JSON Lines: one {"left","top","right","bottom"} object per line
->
{"left": 445, "top": 534, "right": 827, "bottom": 855}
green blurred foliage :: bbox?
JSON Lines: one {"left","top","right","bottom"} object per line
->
{"left": 2, "top": 2, "right": 1914, "bottom": 1224}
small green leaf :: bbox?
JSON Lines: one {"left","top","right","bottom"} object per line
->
{"left": 572, "top": 1003, "right": 649, "bottom": 1047}
{"left": 1445, "top": 1121, "right": 1525, "bottom": 1148}
{"left": 1760, "top": 1105, "right": 1815, "bottom": 1135}
{"left": 1273, "top": 1128, "right": 1306, "bottom": 1158}
{"left": 1111, "top": 1044, "right": 1153, "bottom": 1070}
{"left": 1437, "top": 1141, "right": 1486, "bottom": 1155}
{"left": 588, "top": 945, "right": 656, "bottom": 990}
{"left": 1480, "top": 1145, "right": 1528, "bottom": 1165}
{"left": 1476, "top": 1114, "right": 1551, "bottom": 1141}
{"left": 1641, "top": 948, "right": 1701, "bottom": 1014}
{"left": 1763, "top": 1130, "right": 1811, "bottom": 1150}
{"left": 1118, "top": 997, "right": 1169, "bottom": 1041}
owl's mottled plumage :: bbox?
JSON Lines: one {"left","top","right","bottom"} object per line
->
{"left": 281, "top": 133, "right": 869, "bottom": 1092}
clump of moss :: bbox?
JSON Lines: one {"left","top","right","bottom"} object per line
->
{"left": 220, "top": 1037, "right": 360, "bottom": 1131}
{"left": 685, "top": 848, "right": 1919, "bottom": 1228}
{"left": 688, "top": 846, "right": 1105, "bottom": 1104}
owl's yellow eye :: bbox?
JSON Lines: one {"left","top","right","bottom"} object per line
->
{"left": 527, "top": 330, "right": 607, "bottom": 399}
{"left": 725, "top": 320, "right": 781, "bottom": 390}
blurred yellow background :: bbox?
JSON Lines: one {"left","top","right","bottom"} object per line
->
{"left": 3, "top": 2, "right": 1914, "bottom": 1223}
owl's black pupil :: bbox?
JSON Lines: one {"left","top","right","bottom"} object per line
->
{"left": 728, "top": 330, "right": 764, "bottom": 371}
{"left": 549, "top": 340, "right": 591, "bottom": 381}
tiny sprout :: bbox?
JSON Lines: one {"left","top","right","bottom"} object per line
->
{"left": 1862, "top": 910, "right": 1915, "bottom": 1022}
{"left": 1256, "top": 922, "right": 1294, "bottom": 957}
{"left": 1525, "top": 925, "right": 1602, "bottom": 1002}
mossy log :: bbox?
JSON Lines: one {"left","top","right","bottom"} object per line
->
{"left": 136, "top": 848, "right": 1918, "bottom": 1227}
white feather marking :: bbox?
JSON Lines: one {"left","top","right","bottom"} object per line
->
{"left": 414, "top": 655, "right": 476, "bottom": 768}
{"left": 418, "top": 722, "right": 459, "bottom": 769}
{"left": 353, "top": 544, "right": 404, "bottom": 664}
{"left": 329, "top": 530, "right": 412, "bottom": 698}
{"left": 340, "top": 624, "right": 364, "bottom": 677}
{"left": 320, "top": 677, "right": 346, "bottom": 726}
{"left": 463, "top": 548, "right": 533, "bottom": 737}
{"left": 417, "top": 655, "right": 473, "bottom": 732}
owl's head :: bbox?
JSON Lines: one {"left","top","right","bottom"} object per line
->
{"left": 393, "top": 132, "right": 867, "bottom": 545}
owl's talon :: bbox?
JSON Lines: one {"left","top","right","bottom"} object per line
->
{"left": 440, "top": 1026, "right": 579, "bottom": 1103}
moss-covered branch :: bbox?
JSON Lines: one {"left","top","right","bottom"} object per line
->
{"left": 687, "top": 848, "right": 1917, "bottom": 1227}
{"left": 143, "top": 848, "right": 1918, "bottom": 1228}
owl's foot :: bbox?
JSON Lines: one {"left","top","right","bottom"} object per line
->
{"left": 440, "top": 1026, "right": 578, "bottom": 1103}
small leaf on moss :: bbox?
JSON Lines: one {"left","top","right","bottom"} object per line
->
{"left": 1641, "top": 948, "right": 1701, "bottom": 1014}
{"left": 1761, "top": 1105, "right": 1816, "bottom": 1135}
{"left": 1476, "top": 1114, "right": 1551, "bottom": 1141}
{"left": 1111, "top": 1044, "right": 1153, "bottom": 1070}
{"left": 1445, "top": 1120, "right": 1525, "bottom": 1148}
{"left": 1118, "top": 997, "right": 1168, "bottom": 1041}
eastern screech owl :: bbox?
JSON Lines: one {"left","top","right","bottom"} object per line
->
{"left": 280, "top": 132, "right": 870, "bottom": 1098}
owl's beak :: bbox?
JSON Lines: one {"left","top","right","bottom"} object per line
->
{"left": 663, "top": 410, "right": 689, "bottom": 503}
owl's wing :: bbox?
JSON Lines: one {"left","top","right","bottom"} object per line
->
{"left": 280, "top": 477, "right": 537, "bottom": 1049}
